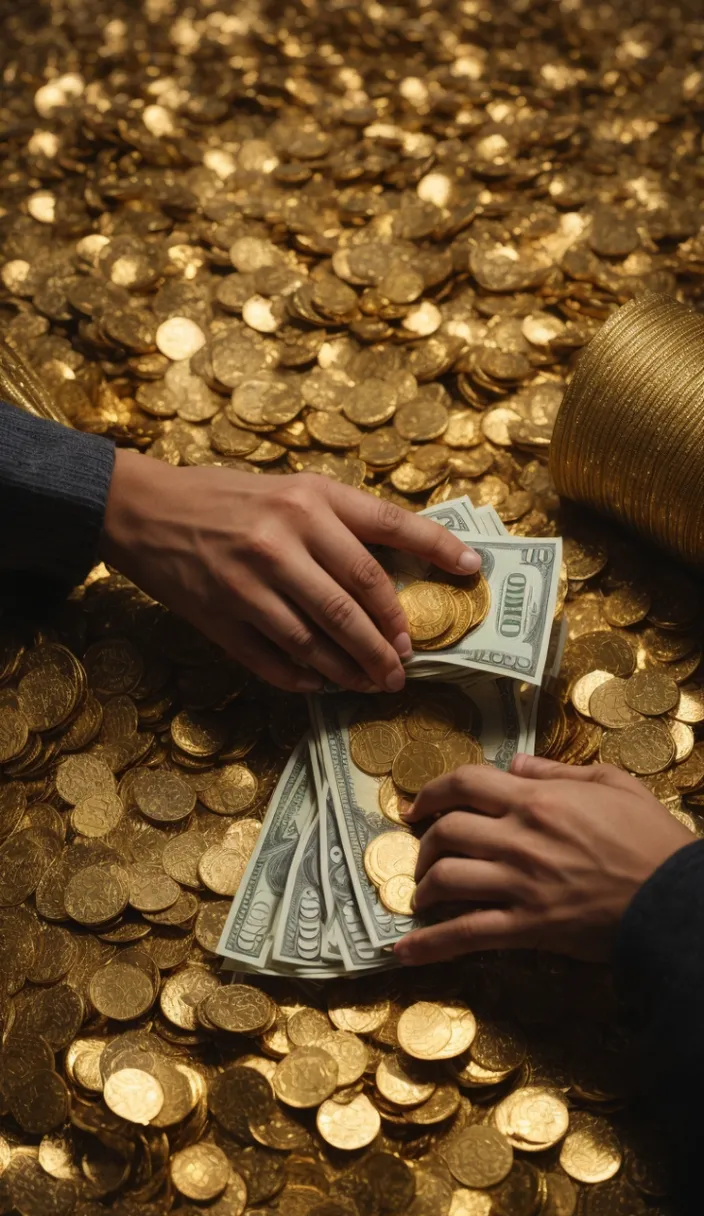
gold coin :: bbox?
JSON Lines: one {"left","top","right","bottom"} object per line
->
{"left": 668, "top": 719, "right": 694, "bottom": 764}
{"left": 494, "top": 1086, "right": 569, "bottom": 1151}
{"left": 160, "top": 967, "right": 221, "bottom": 1030}
{"left": 570, "top": 669, "right": 613, "bottom": 717}
{"left": 588, "top": 677, "right": 643, "bottom": 729}
{"left": 447, "top": 1188, "right": 492, "bottom": 1216}
{"left": 89, "top": 961, "right": 156, "bottom": 1021}
{"left": 201, "top": 985, "right": 276, "bottom": 1035}
{"left": 618, "top": 721, "right": 676, "bottom": 775}
{"left": 8, "top": 1069, "right": 69, "bottom": 1135}
{"left": 199, "top": 764, "right": 259, "bottom": 814}
{"left": 441, "top": 730, "right": 483, "bottom": 769}
{"left": 364, "top": 831, "right": 419, "bottom": 885}
{"left": 286, "top": 1008, "right": 330, "bottom": 1047}
{"left": 350, "top": 721, "right": 404, "bottom": 776}
{"left": 559, "top": 1112, "right": 622, "bottom": 1183}
{"left": 170, "top": 1143, "right": 230, "bottom": 1201}
{"left": 70, "top": 793, "right": 123, "bottom": 837}
{"left": 131, "top": 768, "right": 196, "bottom": 823}
{"left": 671, "top": 743, "right": 704, "bottom": 792}
{"left": 103, "top": 1067, "right": 164, "bottom": 1125}
{"left": 198, "top": 844, "right": 247, "bottom": 896}
{"left": 417, "top": 588, "right": 474, "bottom": 651}
{"left": 272, "top": 1047, "right": 339, "bottom": 1108}
{"left": 671, "top": 682, "right": 704, "bottom": 723}
{"left": 316, "top": 1093, "right": 381, "bottom": 1150}
{"left": 375, "top": 1054, "right": 435, "bottom": 1106}
{"left": 379, "top": 873, "right": 416, "bottom": 916}
{"left": 405, "top": 696, "right": 455, "bottom": 741}
{"left": 316, "top": 1031, "right": 369, "bottom": 1086}
{"left": 397, "top": 1002, "right": 453, "bottom": 1059}
{"left": 392, "top": 741, "right": 446, "bottom": 794}
{"left": 378, "top": 777, "right": 413, "bottom": 824}
{"left": 443, "top": 1125, "right": 514, "bottom": 1188}
{"left": 55, "top": 754, "right": 116, "bottom": 804}
{"left": 433, "top": 1002, "right": 477, "bottom": 1060}
{"left": 398, "top": 582, "right": 455, "bottom": 643}
{"left": 327, "top": 990, "right": 390, "bottom": 1035}
{"left": 623, "top": 670, "right": 679, "bottom": 716}
{"left": 64, "top": 863, "right": 129, "bottom": 926}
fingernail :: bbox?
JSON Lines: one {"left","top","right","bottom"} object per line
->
{"left": 457, "top": 548, "right": 481, "bottom": 573}
{"left": 385, "top": 668, "right": 405, "bottom": 693}
{"left": 392, "top": 631, "right": 412, "bottom": 659}
{"left": 295, "top": 674, "right": 323, "bottom": 692}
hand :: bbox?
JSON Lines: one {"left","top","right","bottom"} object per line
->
{"left": 101, "top": 451, "right": 480, "bottom": 693}
{"left": 395, "top": 755, "right": 694, "bottom": 965}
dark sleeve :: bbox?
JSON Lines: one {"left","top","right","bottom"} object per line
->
{"left": 615, "top": 838, "right": 704, "bottom": 1214}
{"left": 0, "top": 399, "right": 115, "bottom": 587}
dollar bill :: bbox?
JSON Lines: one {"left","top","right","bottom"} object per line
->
{"left": 310, "top": 675, "right": 528, "bottom": 949}
{"left": 388, "top": 499, "right": 562, "bottom": 687}
{"left": 217, "top": 737, "right": 314, "bottom": 968}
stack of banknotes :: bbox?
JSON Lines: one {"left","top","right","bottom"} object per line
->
{"left": 218, "top": 499, "right": 563, "bottom": 977}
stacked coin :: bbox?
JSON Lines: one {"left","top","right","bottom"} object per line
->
{"left": 551, "top": 294, "right": 704, "bottom": 569}
{"left": 396, "top": 572, "right": 490, "bottom": 651}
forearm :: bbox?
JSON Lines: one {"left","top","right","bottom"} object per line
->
{"left": 0, "top": 400, "right": 114, "bottom": 586}
{"left": 616, "top": 839, "right": 704, "bottom": 1212}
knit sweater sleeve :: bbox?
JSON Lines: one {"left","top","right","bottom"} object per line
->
{"left": 615, "top": 838, "right": 704, "bottom": 1214}
{"left": 0, "top": 399, "right": 115, "bottom": 587}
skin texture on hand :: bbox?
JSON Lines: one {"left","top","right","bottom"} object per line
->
{"left": 395, "top": 754, "right": 695, "bottom": 965}
{"left": 101, "top": 450, "right": 480, "bottom": 694}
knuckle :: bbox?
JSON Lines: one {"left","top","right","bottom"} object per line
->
{"left": 248, "top": 528, "right": 281, "bottom": 563}
{"left": 447, "top": 770, "right": 472, "bottom": 802}
{"left": 350, "top": 553, "right": 384, "bottom": 595}
{"left": 523, "top": 790, "right": 555, "bottom": 825}
{"left": 431, "top": 858, "right": 456, "bottom": 893}
{"left": 375, "top": 499, "right": 405, "bottom": 536}
{"left": 433, "top": 813, "right": 461, "bottom": 850}
{"left": 284, "top": 622, "right": 317, "bottom": 656}
{"left": 321, "top": 592, "right": 355, "bottom": 631}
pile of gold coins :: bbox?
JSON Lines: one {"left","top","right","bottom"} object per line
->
{"left": 397, "top": 573, "right": 490, "bottom": 651}
{"left": 2, "top": 0, "right": 704, "bottom": 1212}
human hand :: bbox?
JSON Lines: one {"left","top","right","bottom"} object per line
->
{"left": 101, "top": 451, "right": 480, "bottom": 693}
{"left": 395, "top": 755, "right": 694, "bottom": 965}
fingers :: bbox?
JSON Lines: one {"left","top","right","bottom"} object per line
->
{"left": 274, "top": 552, "right": 407, "bottom": 693}
{"left": 404, "top": 765, "right": 530, "bottom": 823}
{"left": 312, "top": 520, "right": 412, "bottom": 659}
{"left": 220, "top": 621, "right": 322, "bottom": 693}
{"left": 512, "top": 754, "right": 640, "bottom": 792}
{"left": 395, "top": 908, "right": 523, "bottom": 966}
{"left": 413, "top": 857, "right": 516, "bottom": 912}
{"left": 330, "top": 483, "right": 481, "bottom": 575}
{"left": 415, "top": 810, "right": 506, "bottom": 880}
{"left": 239, "top": 584, "right": 376, "bottom": 693}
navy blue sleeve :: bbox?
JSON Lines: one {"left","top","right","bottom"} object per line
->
{"left": 0, "top": 399, "right": 115, "bottom": 587}
{"left": 616, "top": 839, "right": 704, "bottom": 1214}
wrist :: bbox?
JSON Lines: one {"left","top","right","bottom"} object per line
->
{"left": 101, "top": 448, "right": 169, "bottom": 575}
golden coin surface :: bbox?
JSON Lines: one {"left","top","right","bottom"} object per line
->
{"left": 103, "top": 1067, "right": 164, "bottom": 1125}
{"left": 64, "top": 863, "right": 129, "bottom": 925}
{"left": 623, "top": 670, "right": 679, "bottom": 716}
{"left": 407, "top": 1081, "right": 461, "bottom": 1126}
{"left": 327, "top": 992, "right": 390, "bottom": 1035}
{"left": 198, "top": 844, "right": 247, "bottom": 896}
{"left": 364, "top": 831, "right": 419, "bottom": 885}
{"left": 668, "top": 719, "right": 694, "bottom": 764}
{"left": 494, "top": 1086, "right": 569, "bottom": 1150}
{"left": 286, "top": 1008, "right": 331, "bottom": 1047}
{"left": 672, "top": 682, "right": 704, "bottom": 723}
{"left": 350, "top": 721, "right": 404, "bottom": 776}
{"left": 418, "top": 588, "right": 474, "bottom": 651}
{"left": 379, "top": 873, "right": 416, "bottom": 915}
{"left": 199, "top": 764, "right": 259, "bottom": 814}
{"left": 378, "top": 777, "right": 413, "bottom": 824}
{"left": 375, "top": 1054, "right": 435, "bottom": 1106}
{"left": 618, "top": 721, "right": 676, "bottom": 775}
{"left": 131, "top": 768, "right": 196, "bottom": 823}
{"left": 316, "top": 1093, "right": 381, "bottom": 1150}
{"left": 317, "top": 1031, "right": 369, "bottom": 1086}
{"left": 8, "top": 1069, "right": 69, "bottom": 1135}
{"left": 441, "top": 730, "right": 483, "bottom": 770}
{"left": 444, "top": 1125, "right": 514, "bottom": 1188}
{"left": 55, "top": 754, "right": 116, "bottom": 804}
{"left": 398, "top": 582, "right": 455, "bottom": 642}
{"left": 392, "top": 741, "right": 446, "bottom": 794}
{"left": 559, "top": 1113, "right": 623, "bottom": 1183}
{"left": 273, "top": 1047, "right": 339, "bottom": 1108}
{"left": 397, "top": 1002, "right": 453, "bottom": 1059}
{"left": 89, "top": 961, "right": 155, "bottom": 1021}
{"left": 589, "top": 677, "right": 643, "bottom": 729}
{"left": 170, "top": 1142, "right": 230, "bottom": 1201}
{"left": 160, "top": 967, "right": 221, "bottom": 1030}
{"left": 70, "top": 793, "right": 124, "bottom": 837}
{"left": 201, "top": 985, "right": 276, "bottom": 1035}
{"left": 433, "top": 1003, "right": 477, "bottom": 1059}
{"left": 570, "top": 669, "right": 613, "bottom": 716}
